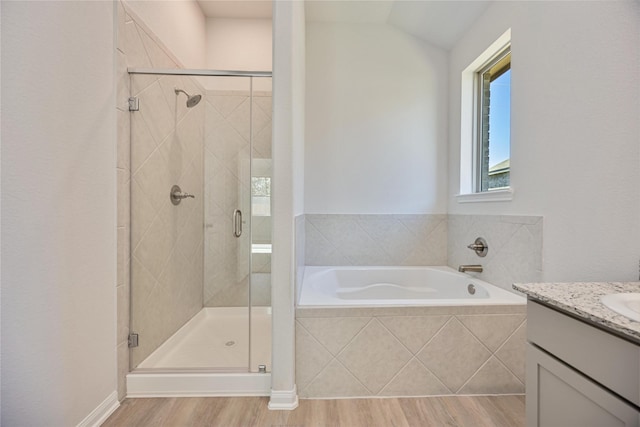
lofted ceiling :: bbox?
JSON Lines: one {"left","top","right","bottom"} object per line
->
{"left": 196, "top": 0, "right": 491, "bottom": 50}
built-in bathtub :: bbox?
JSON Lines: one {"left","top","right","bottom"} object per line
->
{"left": 295, "top": 266, "right": 527, "bottom": 399}
{"left": 299, "top": 266, "right": 523, "bottom": 306}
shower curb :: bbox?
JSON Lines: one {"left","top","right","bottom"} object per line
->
{"left": 126, "top": 372, "right": 271, "bottom": 398}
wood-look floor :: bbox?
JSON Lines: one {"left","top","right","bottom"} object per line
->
{"left": 103, "top": 395, "right": 525, "bottom": 427}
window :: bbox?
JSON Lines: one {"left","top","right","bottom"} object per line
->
{"left": 477, "top": 48, "right": 511, "bottom": 192}
{"left": 458, "top": 29, "right": 512, "bottom": 202}
{"left": 251, "top": 176, "right": 271, "bottom": 216}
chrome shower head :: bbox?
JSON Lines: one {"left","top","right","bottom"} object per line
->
{"left": 174, "top": 88, "right": 202, "bottom": 108}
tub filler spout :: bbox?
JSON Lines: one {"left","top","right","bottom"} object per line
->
{"left": 458, "top": 265, "right": 483, "bottom": 273}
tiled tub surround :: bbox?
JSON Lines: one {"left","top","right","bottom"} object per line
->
{"left": 302, "top": 214, "right": 542, "bottom": 293}
{"left": 203, "top": 89, "right": 273, "bottom": 308}
{"left": 296, "top": 213, "right": 540, "bottom": 398}
{"left": 448, "top": 215, "right": 543, "bottom": 293}
{"left": 305, "top": 214, "right": 448, "bottom": 266}
{"left": 296, "top": 305, "right": 526, "bottom": 398}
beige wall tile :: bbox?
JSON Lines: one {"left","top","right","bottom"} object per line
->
{"left": 117, "top": 341, "right": 129, "bottom": 401}
{"left": 122, "top": 21, "right": 151, "bottom": 68}
{"left": 137, "top": 25, "right": 177, "bottom": 69}
{"left": 116, "top": 50, "right": 131, "bottom": 112}
{"left": 379, "top": 358, "right": 451, "bottom": 396}
{"left": 337, "top": 319, "right": 412, "bottom": 394}
{"left": 458, "top": 357, "right": 524, "bottom": 395}
{"left": 305, "top": 214, "right": 448, "bottom": 266}
{"left": 130, "top": 114, "right": 158, "bottom": 174}
{"left": 117, "top": 169, "right": 129, "bottom": 228}
{"left": 417, "top": 318, "right": 491, "bottom": 392}
{"left": 298, "top": 317, "right": 370, "bottom": 356}
{"left": 302, "top": 359, "right": 370, "bottom": 399}
{"left": 495, "top": 321, "right": 527, "bottom": 383}
{"left": 379, "top": 316, "right": 450, "bottom": 354}
{"left": 117, "top": 283, "right": 130, "bottom": 345}
{"left": 447, "top": 214, "right": 542, "bottom": 293}
{"left": 295, "top": 322, "right": 333, "bottom": 391}
{"left": 208, "top": 94, "right": 247, "bottom": 118}
{"left": 457, "top": 314, "right": 526, "bottom": 352}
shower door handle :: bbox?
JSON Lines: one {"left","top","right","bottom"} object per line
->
{"left": 233, "top": 209, "right": 242, "bottom": 238}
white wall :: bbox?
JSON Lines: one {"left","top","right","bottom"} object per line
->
{"left": 270, "top": 0, "right": 305, "bottom": 409}
{"left": 448, "top": 1, "right": 640, "bottom": 282}
{"left": 125, "top": 0, "right": 206, "bottom": 69}
{"left": 292, "top": 14, "right": 305, "bottom": 217}
{"left": 305, "top": 23, "right": 448, "bottom": 214}
{"left": 0, "top": 0, "right": 3, "bottom": 420}
{"left": 1, "top": 1, "right": 117, "bottom": 425}
{"left": 205, "top": 18, "right": 272, "bottom": 91}
{"left": 207, "top": 18, "right": 272, "bottom": 71}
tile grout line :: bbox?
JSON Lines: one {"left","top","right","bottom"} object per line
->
{"left": 492, "top": 319, "right": 527, "bottom": 383}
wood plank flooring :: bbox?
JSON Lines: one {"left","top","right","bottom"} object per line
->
{"left": 103, "top": 395, "right": 525, "bottom": 427}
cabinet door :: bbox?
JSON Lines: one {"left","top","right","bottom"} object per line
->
{"left": 527, "top": 344, "right": 640, "bottom": 427}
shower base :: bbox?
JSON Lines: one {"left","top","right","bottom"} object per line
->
{"left": 127, "top": 307, "right": 272, "bottom": 397}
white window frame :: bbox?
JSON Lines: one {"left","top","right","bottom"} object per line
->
{"left": 457, "top": 29, "right": 512, "bottom": 203}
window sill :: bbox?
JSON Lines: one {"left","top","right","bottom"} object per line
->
{"left": 456, "top": 188, "right": 513, "bottom": 203}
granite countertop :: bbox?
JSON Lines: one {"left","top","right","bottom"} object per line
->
{"left": 513, "top": 281, "right": 640, "bottom": 343}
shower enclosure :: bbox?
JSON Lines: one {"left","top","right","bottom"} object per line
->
{"left": 126, "top": 68, "right": 272, "bottom": 395}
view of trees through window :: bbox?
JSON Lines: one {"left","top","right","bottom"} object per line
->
{"left": 251, "top": 176, "right": 271, "bottom": 216}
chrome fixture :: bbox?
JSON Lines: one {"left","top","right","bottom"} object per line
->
{"left": 258, "top": 365, "right": 267, "bottom": 373}
{"left": 170, "top": 185, "right": 195, "bottom": 205}
{"left": 174, "top": 88, "right": 202, "bottom": 108}
{"left": 128, "top": 96, "right": 139, "bottom": 111}
{"left": 458, "top": 265, "right": 483, "bottom": 273}
{"left": 467, "top": 237, "right": 488, "bottom": 257}
{"left": 233, "top": 209, "right": 243, "bottom": 238}
{"left": 129, "top": 68, "right": 272, "bottom": 78}
{"left": 128, "top": 333, "right": 139, "bottom": 348}
{"left": 467, "top": 284, "right": 476, "bottom": 295}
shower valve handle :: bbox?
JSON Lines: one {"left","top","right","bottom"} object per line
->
{"left": 174, "top": 193, "right": 195, "bottom": 200}
{"left": 170, "top": 185, "right": 195, "bottom": 205}
{"left": 467, "top": 237, "right": 488, "bottom": 257}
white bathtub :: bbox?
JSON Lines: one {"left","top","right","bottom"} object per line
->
{"left": 298, "top": 266, "right": 524, "bottom": 307}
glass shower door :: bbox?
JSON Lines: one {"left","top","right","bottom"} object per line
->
{"left": 203, "top": 76, "right": 253, "bottom": 371}
{"left": 129, "top": 71, "right": 252, "bottom": 372}
{"left": 250, "top": 77, "right": 273, "bottom": 373}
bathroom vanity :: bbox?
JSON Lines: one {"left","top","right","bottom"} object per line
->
{"left": 514, "top": 282, "right": 640, "bottom": 427}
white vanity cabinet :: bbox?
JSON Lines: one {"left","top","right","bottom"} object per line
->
{"left": 526, "top": 301, "right": 640, "bottom": 427}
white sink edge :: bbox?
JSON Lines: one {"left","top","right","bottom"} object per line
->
{"left": 601, "top": 293, "right": 640, "bottom": 322}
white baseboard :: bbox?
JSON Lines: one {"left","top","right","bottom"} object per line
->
{"left": 268, "top": 386, "right": 299, "bottom": 410}
{"left": 76, "top": 391, "right": 120, "bottom": 427}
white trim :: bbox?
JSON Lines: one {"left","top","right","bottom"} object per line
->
{"left": 460, "top": 28, "right": 512, "bottom": 196}
{"left": 268, "top": 386, "right": 299, "bottom": 410}
{"left": 76, "top": 391, "right": 120, "bottom": 427}
{"left": 126, "top": 372, "right": 271, "bottom": 398}
{"left": 456, "top": 188, "right": 513, "bottom": 203}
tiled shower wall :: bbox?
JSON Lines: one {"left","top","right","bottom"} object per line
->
{"left": 116, "top": 1, "right": 204, "bottom": 398}
{"left": 129, "top": 67, "right": 205, "bottom": 371}
{"left": 203, "top": 90, "right": 273, "bottom": 307}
